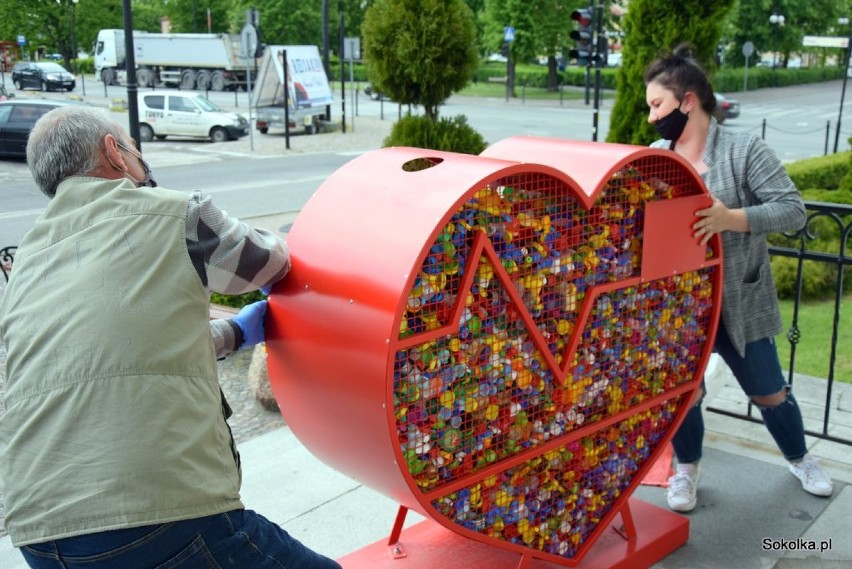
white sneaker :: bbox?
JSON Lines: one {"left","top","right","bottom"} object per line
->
{"left": 789, "top": 454, "right": 834, "bottom": 497}
{"left": 667, "top": 462, "right": 700, "bottom": 512}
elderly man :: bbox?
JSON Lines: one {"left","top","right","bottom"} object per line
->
{"left": 0, "top": 106, "right": 340, "bottom": 569}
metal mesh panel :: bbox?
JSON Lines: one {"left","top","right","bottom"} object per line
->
{"left": 430, "top": 397, "right": 684, "bottom": 560}
{"left": 392, "top": 158, "right": 715, "bottom": 558}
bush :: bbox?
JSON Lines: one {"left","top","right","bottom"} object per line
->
{"left": 471, "top": 64, "right": 617, "bottom": 90}
{"left": 842, "top": 136, "right": 852, "bottom": 192}
{"left": 383, "top": 114, "right": 487, "bottom": 154}
{"left": 786, "top": 152, "right": 850, "bottom": 192}
{"left": 714, "top": 66, "right": 845, "bottom": 92}
{"left": 210, "top": 291, "right": 264, "bottom": 309}
{"left": 769, "top": 154, "right": 852, "bottom": 299}
{"left": 772, "top": 257, "right": 836, "bottom": 300}
{"left": 75, "top": 57, "right": 94, "bottom": 75}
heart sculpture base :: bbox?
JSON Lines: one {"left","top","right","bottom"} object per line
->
{"left": 338, "top": 498, "right": 688, "bottom": 569}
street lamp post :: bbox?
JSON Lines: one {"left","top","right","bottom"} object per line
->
{"left": 70, "top": 0, "right": 79, "bottom": 74}
{"left": 769, "top": 13, "right": 785, "bottom": 69}
{"left": 834, "top": 17, "right": 852, "bottom": 153}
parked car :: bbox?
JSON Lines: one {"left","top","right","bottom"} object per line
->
{"left": 0, "top": 85, "right": 13, "bottom": 101}
{"left": 138, "top": 92, "right": 249, "bottom": 143}
{"left": 11, "top": 61, "right": 76, "bottom": 92}
{"left": 714, "top": 92, "right": 740, "bottom": 124}
{"left": 0, "top": 99, "right": 85, "bottom": 158}
{"left": 364, "top": 84, "right": 390, "bottom": 101}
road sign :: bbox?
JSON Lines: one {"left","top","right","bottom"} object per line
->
{"left": 241, "top": 23, "right": 258, "bottom": 59}
{"left": 343, "top": 37, "right": 361, "bottom": 61}
{"left": 802, "top": 35, "right": 849, "bottom": 49}
{"left": 504, "top": 26, "right": 515, "bottom": 43}
{"left": 17, "top": 35, "right": 25, "bottom": 46}
{"left": 742, "top": 41, "right": 754, "bottom": 58}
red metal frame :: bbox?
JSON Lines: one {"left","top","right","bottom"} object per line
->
{"left": 266, "top": 137, "right": 722, "bottom": 567}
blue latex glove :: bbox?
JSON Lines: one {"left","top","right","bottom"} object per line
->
{"left": 233, "top": 300, "right": 268, "bottom": 349}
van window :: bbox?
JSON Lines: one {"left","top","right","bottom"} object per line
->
{"left": 144, "top": 95, "right": 165, "bottom": 110}
{"left": 168, "top": 97, "right": 197, "bottom": 112}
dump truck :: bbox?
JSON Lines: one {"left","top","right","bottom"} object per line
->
{"left": 251, "top": 45, "right": 333, "bottom": 135}
{"left": 94, "top": 29, "right": 255, "bottom": 90}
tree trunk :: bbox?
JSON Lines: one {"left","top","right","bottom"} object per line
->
{"left": 547, "top": 56, "right": 560, "bottom": 91}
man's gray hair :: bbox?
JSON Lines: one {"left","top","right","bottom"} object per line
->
{"left": 27, "top": 105, "right": 126, "bottom": 198}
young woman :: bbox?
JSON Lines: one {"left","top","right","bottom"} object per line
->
{"left": 644, "top": 43, "right": 833, "bottom": 512}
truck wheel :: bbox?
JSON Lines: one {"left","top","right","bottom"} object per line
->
{"left": 180, "top": 70, "right": 196, "bottom": 90}
{"left": 137, "top": 69, "right": 153, "bottom": 88}
{"left": 196, "top": 70, "right": 211, "bottom": 91}
{"left": 258, "top": 127, "right": 269, "bottom": 134}
{"left": 102, "top": 68, "right": 115, "bottom": 86}
{"left": 139, "top": 124, "right": 155, "bottom": 143}
{"left": 210, "top": 127, "right": 228, "bottom": 143}
{"left": 210, "top": 71, "right": 226, "bottom": 92}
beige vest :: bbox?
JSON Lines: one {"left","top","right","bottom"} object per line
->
{"left": 0, "top": 177, "right": 242, "bottom": 546}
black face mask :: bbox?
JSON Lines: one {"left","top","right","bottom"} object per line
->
{"left": 655, "top": 104, "right": 689, "bottom": 142}
{"left": 137, "top": 157, "right": 158, "bottom": 188}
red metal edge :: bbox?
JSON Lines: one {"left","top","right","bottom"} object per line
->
{"left": 336, "top": 498, "right": 689, "bottom": 569}
{"left": 480, "top": 136, "right": 708, "bottom": 204}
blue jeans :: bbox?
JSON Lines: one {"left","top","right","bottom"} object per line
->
{"left": 672, "top": 324, "right": 807, "bottom": 464}
{"left": 20, "top": 509, "right": 341, "bottom": 569}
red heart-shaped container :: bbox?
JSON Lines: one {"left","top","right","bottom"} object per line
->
{"left": 266, "top": 137, "right": 722, "bottom": 566}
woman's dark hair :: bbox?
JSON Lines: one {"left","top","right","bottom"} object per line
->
{"left": 644, "top": 42, "right": 716, "bottom": 116}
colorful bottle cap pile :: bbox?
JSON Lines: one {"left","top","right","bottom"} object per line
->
{"left": 393, "top": 165, "right": 718, "bottom": 560}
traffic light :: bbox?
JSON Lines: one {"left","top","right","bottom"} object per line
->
{"left": 569, "top": 8, "right": 594, "bottom": 65}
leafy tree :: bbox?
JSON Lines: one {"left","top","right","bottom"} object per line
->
{"left": 723, "top": 0, "right": 844, "bottom": 68}
{"left": 606, "top": 0, "right": 735, "bottom": 145}
{"left": 481, "top": 0, "right": 569, "bottom": 95}
{"left": 362, "top": 0, "right": 478, "bottom": 120}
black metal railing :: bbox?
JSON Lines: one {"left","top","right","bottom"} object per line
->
{"left": 707, "top": 201, "right": 852, "bottom": 446}
{"left": 723, "top": 119, "right": 852, "bottom": 157}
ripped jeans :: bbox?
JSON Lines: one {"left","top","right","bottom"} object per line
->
{"left": 671, "top": 324, "right": 807, "bottom": 464}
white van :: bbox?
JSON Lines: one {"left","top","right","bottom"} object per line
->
{"left": 137, "top": 92, "right": 248, "bottom": 142}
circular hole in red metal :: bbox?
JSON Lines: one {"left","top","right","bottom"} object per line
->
{"left": 402, "top": 157, "right": 444, "bottom": 172}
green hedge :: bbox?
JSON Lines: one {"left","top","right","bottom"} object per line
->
{"left": 714, "top": 66, "right": 845, "bottom": 93}
{"left": 473, "top": 62, "right": 617, "bottom": 90}
{"left": 770, "top": 152, "right": 852, "bottom": 300}
{"left": 786, "top": 152, "right": 850, "bottom": 192}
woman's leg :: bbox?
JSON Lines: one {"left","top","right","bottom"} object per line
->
{"left": 713, "top": 326, "right": 806, "bottom": 461}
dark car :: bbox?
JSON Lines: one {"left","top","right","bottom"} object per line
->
{"left": 0, "top": 99, "right": 83, "bottom": 158}
{"left": 364, "top": 84, "right": 390, "bottom": 101}
{"left": 11, "top": 61, "right": 76, "bottom": 92}
{"left": 714, "top": 92, "right": 740, "bottom": 125}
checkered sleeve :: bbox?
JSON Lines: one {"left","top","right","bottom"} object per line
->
{"left": 185, "top": 191, "right": 290, "bottom": 294}
{"left": 186, "top": 191, "right": 289, "bottom": 356}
